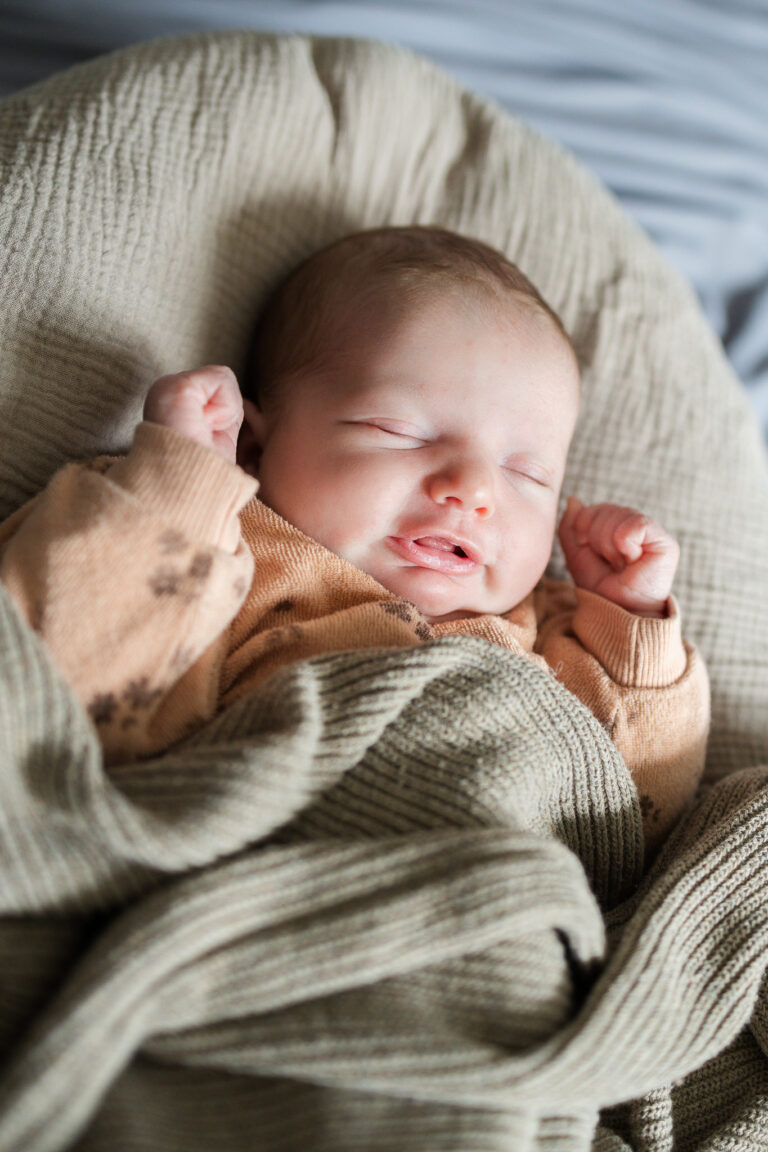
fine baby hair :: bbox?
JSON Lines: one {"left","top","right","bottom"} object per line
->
{"left": 246, "top": 225, "right": 575, "bottom": 410}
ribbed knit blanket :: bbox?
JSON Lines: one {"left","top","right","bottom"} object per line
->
{"left": 2, "top": 28, "right": 768, "bottom": 1151}
{"left": 1, "top": 584, "right": 768, "bottom": 1152}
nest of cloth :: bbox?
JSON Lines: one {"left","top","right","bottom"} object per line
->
{"left": 1, "top": 30, "right": 768, "bottom": 1150}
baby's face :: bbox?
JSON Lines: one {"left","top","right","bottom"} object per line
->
{"left": 248, "top": 291, "right": 579, "bottom": 622}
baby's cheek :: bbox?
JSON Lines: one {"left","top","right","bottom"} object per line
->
{"left": 499, "top": 508, "right": 556, "bottom": 594}
{"left": 338, "top": 454, "right": 410, "bottom": 508}
{"left": 323, "top": 462, "right": 411, "bottom": 556}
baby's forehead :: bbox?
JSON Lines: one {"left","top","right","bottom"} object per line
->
{"left": 338, "top": 280, "right": 575, "bottom": 367}
{"left": 331, "top": 271, "right": 568, "bottom": 351}
{"left": 324, "top": 301, "right": 576, "bottom": 402}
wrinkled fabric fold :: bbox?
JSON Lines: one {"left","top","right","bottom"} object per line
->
{"left": 2, "top": 585, "right": 768, "bottom": 1151}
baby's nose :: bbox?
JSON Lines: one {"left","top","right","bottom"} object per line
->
{"left": 427, "top": 459, "right": 494, "bottom": 517}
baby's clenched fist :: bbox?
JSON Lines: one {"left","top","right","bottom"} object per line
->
{"left": 558, "top": 498, "right": 679, "bottom": 618}
{"left": 143, "top": 365, "right": 244, "bottom": 466}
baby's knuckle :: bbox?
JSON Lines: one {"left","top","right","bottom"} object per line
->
{"left": 201, "top": 363, "right": 236, "bottom": 381}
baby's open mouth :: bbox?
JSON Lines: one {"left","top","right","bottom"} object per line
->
{"left": 415, "top": 536, "right": 467, "bottom": 556}
{"left": 385, "top": 535, "right": 481, "bottom": 574}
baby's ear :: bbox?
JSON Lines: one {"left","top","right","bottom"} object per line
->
{"left": 236, "top": 397, "right": 267, "bottom": 477}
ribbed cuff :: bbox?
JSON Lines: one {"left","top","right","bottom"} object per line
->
{"left": 106, "top": 422, "right": 258, "bottom": 551}
{"left": 572, "top": 587, "right": 687, "bottom": 687}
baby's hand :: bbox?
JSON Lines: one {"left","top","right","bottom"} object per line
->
{"left": 558, "top": 498, "right": 679, "bottom": 617}
{"left": 143, "top": 366, "right": 244, "bottom": 466}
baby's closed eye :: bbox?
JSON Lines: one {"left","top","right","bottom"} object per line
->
{"left": 501, "top": 457, "right": 554, "bottom": 489}
{"left": 342, "top": 419, "right": 430, "bottom": 445}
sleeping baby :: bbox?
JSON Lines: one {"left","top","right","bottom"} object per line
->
{"left": 0, "top": 225, "right": 709, "bottom": 855}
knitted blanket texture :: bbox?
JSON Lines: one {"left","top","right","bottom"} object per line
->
{"left": 1, "top": 587, "right": 767, "bottom": 1151}
{"left": 2, "top": 28, "right": 768, "bottom": 1151}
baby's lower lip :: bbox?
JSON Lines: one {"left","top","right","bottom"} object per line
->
{"left": 385, "top": 536, "right": 481, "bottom": 574}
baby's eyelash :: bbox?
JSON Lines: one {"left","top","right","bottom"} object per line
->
{"left": 347, "top": 420, "right": 428, "bottom": 442}
{"left": 503, "top": 465, "right": 551, "bottom": 488}
{"left": 345, "top": 422, "right": 553, "bottom": 483}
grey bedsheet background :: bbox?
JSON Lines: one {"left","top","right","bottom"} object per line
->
{"left": 2, "top": 0, "right": 767, "bottom": 444}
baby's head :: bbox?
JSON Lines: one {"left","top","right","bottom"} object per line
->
{"left": 238, "top": 226, "right": 580, "bottom": 622}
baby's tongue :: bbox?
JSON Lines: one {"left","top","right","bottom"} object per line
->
{"left": 415, "top": 536, "right": 454, "bottom": 552}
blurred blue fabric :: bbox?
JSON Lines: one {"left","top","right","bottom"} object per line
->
{"left": 1, "top": 0, "right": 767, "bottom": 438}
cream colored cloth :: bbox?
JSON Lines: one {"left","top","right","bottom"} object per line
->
{"left": 1, "top": 421, "right": 709, "bottom": 852}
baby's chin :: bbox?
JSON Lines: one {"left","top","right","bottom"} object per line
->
{"left": 346, "top": 546, "right": 529, "bottom": 622}
{"left": 386, "top": 575, "right": 537, "bottom": 623}
{"left": 422, "top": 606, "right": 485, "bottom": 623}
{"left": 371, "top": 567, "right": 496, "bottom": 623}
